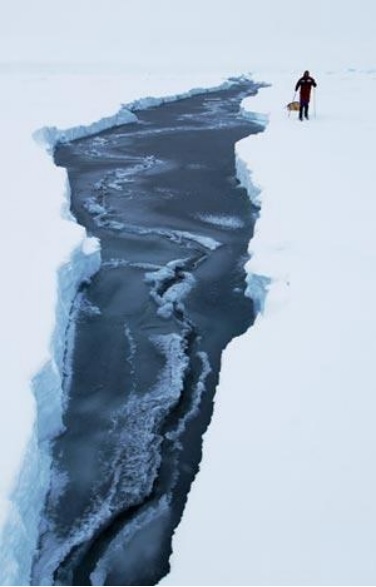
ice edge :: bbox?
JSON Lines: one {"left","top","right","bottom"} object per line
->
{"left": 236, "top": 95, "right": 270, "bottom": 314}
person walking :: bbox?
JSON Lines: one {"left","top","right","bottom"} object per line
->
{"left": 295, "top": 70, "right": 317, "bottom": 120}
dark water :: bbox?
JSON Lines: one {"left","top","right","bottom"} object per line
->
{"left": 32, "top": 79, "right": 264, "bottom": 586}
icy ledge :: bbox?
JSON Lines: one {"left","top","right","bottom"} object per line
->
{"left": 0, "top": 193, "right": 101, "bottom": 585}
{"left": 236, "top": 97, "right": 270, "bottom": 314}
{"left": 33, "top": 76, "right": 249, "bottom": 151}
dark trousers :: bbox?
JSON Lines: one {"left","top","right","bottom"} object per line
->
{"left": 299, "top": 100, "right": 309, "bottom": 120}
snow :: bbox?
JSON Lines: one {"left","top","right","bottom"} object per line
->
{"left": 1, "top": 0, "right": 376, "bottom": 584}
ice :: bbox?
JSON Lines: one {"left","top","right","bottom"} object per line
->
{"left": 0, "top": 239, "right": 101, "bottom": 586}
{"left": 165, "top": 351, "right": 212, "bottom": 445}
{"left": 235, "top": 141, "right": 263, "bottom": 207}
{"left": 90, "top": 496, "right": 171, "bottom": 586}
{"left": 83, "top": 197, "right": 107, "bottom": 216}
{"left": 2, "top": 0, "right": 376, "bottom": 584}
{"left": 87, "top": 336, "right": 206, "bottom": 586}
{"left": 33, "top": 330, "right": 190, "bottom": 585}
{"left": 145, "top": 260, "right": 196, "bottom": 319}
{"left": 33, "top": 107, "right": 138, "bottom": 154}
{"left": 124, "top": 326, "right": 137, "bottom": 381}
{"left": 196, "top": 213, "right": 245, "bottom": 229}
{"left": 126, "top": 80, "right": 235, "bottom": 113}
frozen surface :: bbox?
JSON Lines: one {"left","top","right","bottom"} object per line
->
{"left": 1, "top": 0, "right": 376, "bottom": 584}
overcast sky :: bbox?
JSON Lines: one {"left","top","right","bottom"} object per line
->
{"left": 0, "top": 0, "right": 375, "bottom": 72}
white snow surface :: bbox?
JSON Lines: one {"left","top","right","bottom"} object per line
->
{"left": 1, "top": 0, "right": 376, "bottom": 584}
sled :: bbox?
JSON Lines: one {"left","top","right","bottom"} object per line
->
{"left": 286, "top": 101, "right": 300, "bottom": 114}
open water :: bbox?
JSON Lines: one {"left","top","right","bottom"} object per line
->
{"left": 32, "top": 78, "right": 263, "bottom": 586}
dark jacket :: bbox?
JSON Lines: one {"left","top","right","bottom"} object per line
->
{"left": 295, "top": 75, "right": 317, "bottom": 103}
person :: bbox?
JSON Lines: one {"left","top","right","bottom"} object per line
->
{"left": 295, "top": 70, "right": 317, "bottom": 120}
